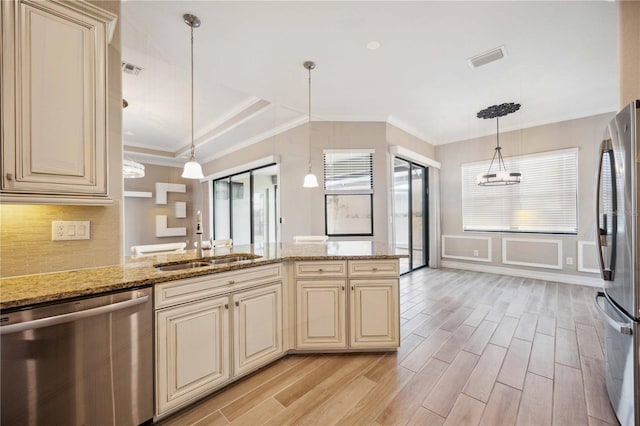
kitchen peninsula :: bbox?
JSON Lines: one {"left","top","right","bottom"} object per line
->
{"left": 1, "top": 241, "right": 404, "bottom": 419}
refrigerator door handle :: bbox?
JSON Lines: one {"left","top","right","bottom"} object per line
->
{"left": 595, "top": 138, "right": 617, "bottom": 281}
{"left": 594, "top": 291, "right": 633, "bottom": 335}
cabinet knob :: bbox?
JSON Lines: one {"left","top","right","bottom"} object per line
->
{"left": 229, "top": 280, "right": 235, "bottom": 285}
{"left": 5, "top": 173, "right": 12, "bottom": 181}
{"left": 318, "top": 268, "right": 324, "bottom": 272}
{"left": 224, "top": 304, "right": 229, "bottom": 310}
{"left": 235, "top": 301, "right": 239, "bottom": 307}
{"left": 372, "top": 267, "right": 378, "bottom": 272}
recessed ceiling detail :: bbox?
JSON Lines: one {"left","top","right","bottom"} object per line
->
{"left": 121, "top": 1, "right": 617, "bottom": 161}
{"left": 467, "top": 45, "right": 507, "bottom": 69}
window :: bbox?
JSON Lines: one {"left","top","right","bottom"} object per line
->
{"left": 462, "top": 148, "right": 578, "bottom": 234}
{"left": 324, "top": 150, "right": 374, "bottom": 236}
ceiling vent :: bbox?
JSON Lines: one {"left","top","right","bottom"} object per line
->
{"left": 122, "top": 62, "right": 144, "bottom": 75}
{"left": 467, "top": 46, "right": 507, "bottom": 69}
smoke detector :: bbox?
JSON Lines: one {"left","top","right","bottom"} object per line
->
{"left": 122, "top": 62, "right": 144, "bottom": 75}
{"left": 467, "top": 45, "right": 507, "bottom": 68}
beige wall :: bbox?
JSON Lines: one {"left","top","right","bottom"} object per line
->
{"left": 619, "top": 0, "right": 640, "bottom": 107}
{"left": 201, "top": 121, "right": 436, "bottom": 244}
{"left": 123, "top": 164, "right": 204, "bottom": 254}
{"left": 435, "top": 112, "right": 614, "bottom": 278}
{"left": 0, "top": 0, "right": 123, "bottom": 278}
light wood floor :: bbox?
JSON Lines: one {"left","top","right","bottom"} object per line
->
{"left": 158, "top": 267, "right": 619, "bottom": 426}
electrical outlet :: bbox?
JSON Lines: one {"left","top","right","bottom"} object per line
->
{"left": 52, "top": 221, "right": 90, "bottom": 241}
{"left": 473, "top": 250, "right": 479, "bottom": 257}
{"left": 566, "top": 257, "right": 573, "bottom": 265}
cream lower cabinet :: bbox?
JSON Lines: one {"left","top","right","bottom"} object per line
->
{"left": 295, "top": 260, "right": 400, "bottom": 350}
{"left": 154, "top": 264, "right": 284, "bottom": 417}
{"left": 233, "top": 283, "right": 283, "bottom": 376}
{"left": 155, "top": 296, "right": 230, "bottom": 415}
{"left": 349, "top": 279, "right": 399, "bottom": 348}
{"left": 296, "top": 279, "right": 347, "bottom": 349}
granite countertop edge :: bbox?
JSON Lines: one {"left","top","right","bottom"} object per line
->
{"left": 1, "top": 242, "right": 407, "bottom": 310}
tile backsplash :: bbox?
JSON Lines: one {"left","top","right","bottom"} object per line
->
{"left": 0, "top": 203, "right": 121, "bottom": 277}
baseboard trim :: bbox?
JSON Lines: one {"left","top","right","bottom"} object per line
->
{"left": 440, "top": 261, "right": 604, "bottom": 288}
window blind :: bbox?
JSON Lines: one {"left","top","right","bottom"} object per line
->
{"left": 462, "top": 148, "right": 578, "bottom": 234}
{"left": 323, "top": 151, "right": 373, "bottom": 192}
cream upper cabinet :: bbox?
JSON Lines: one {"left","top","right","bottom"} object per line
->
{"left": 233, "top": 283, "right": 283, "bottom": 376}
{"left": 1, "top": 0, "right": 116, "bottom": 204}
{"left": 155, "top": 295, "right": 230, "bottom": 416}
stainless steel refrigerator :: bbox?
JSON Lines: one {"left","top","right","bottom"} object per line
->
{"left": 595, "top": 99, "right": 639, "bottom": 426}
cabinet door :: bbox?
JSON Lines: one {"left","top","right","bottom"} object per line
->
{"left": 232, "top": 282, "right": 283, "bottom": 376}
{"left": 1, "top": 0, "right": 114, "bottom": 200}
{"left": 349, "top": 279, "right": 399, "bottom": 348}
{"left": 296, "top": 279, "right": 347, "bottom": 349}
{"left": 156, "top": 296, "right": 230, "bottom": 415}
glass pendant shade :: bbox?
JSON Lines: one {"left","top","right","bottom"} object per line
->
{"left": 303, "top": 172, "right": 319, "bottom": 188}
{"left": 181, "top": 156, "right": 204, "bottom": 179}
{"left": 123, "top": 159, "right": 145, "bottom": 179}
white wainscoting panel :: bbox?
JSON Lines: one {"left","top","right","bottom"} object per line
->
{"left": 502, "top": 238, "right": 562, "bottom": 270}
{"left": 578, "top": 241, "right": 600, "bottom": 274}
{"left": 441, "top": 235, "right": 492, "bottom": 262}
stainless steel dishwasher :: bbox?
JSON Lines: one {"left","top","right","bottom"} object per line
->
{"left": 0, "top": 287, "right": 153, "bottom": 426}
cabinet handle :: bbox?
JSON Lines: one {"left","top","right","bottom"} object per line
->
{"left": 372, "top": 267, "right": 378, "bottom": 272}
{"left": 351, "top": 286, "right": 354, "bottom": 291}
{"left": 5, "top": 173, "right": 12, "bottom": 181}
{"left": 235, "top": 301, "right": 239, "bottom": 307}
{"left": 229, "top": 280, "right": 235, "bottom": 285}
{"left": 224, "top": 304, "right": 229, "bottom": 310}
{"left": 342, "top": 286, "right": 345, "bottom": 291}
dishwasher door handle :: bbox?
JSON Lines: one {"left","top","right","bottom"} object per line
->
{"left": 594, "top": 291, "right": 633, "bottom": 335}
{"left": 0, "top": 294, "right": 150, "bottom": 335}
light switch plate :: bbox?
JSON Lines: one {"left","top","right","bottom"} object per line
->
{"left": 52, "top": 221, "right": 90, "bottom": 241}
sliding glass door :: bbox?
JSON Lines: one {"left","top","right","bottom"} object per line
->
{"left": 212, "top": 164, "right": 278, "bottom": 245}
{"left": 393, "top": 157, "right": 428, "bottom": 274}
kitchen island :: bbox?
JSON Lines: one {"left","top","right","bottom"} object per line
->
{"left": 0, "top": 241, "right": 405, "bottom": 419}
{"left": 0, "top": 241, "right": 402, "bottom": 310}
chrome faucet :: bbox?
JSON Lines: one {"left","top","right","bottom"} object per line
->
{"left": 195, "top": 210, "right": 203, "bottom": 258}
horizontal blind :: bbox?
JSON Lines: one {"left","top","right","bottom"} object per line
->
{"left": 462, "top": 148, "right": 578, "bottom": 234}
{"left": 324, "top": 151, "right": 373, "bottom": 191}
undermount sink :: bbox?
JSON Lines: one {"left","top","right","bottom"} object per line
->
{"left": 208, "top": 254, "right": 261, "bottom": 264}
{"left": 154, "top": 253, "right": 262, "bottom": 272}
{"left": 155, "top": 261, "right": 212, "bottom": 272}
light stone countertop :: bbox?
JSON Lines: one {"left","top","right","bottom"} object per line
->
{"left": 0, "top": 241, "right": 405, "bottom": 310}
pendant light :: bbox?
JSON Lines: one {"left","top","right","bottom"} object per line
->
{"left": 181, "top": 13, "right": 204, "bottom": 180}
{"left": 123, "top": 159, "right": 145, "bottom": 178}
{"left": 302, "top": 60, "right": 319, "bottom": 188}
{"left": 476, "top": 103, "right": 522, "bottom": 186}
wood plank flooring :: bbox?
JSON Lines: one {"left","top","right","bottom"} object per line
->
{"left": 157, "top": 268, "right": 618, "bottom": 426}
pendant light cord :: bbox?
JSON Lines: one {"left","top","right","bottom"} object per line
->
{"left": 190, "top": 24, "right": 195, "bottom": 160}
{"left": 307, "top": 63, "right": 312, "bottom": 171}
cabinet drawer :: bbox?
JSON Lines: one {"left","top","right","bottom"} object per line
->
{"left": 348, "top": 259, "right": 399, "bottom": 277}
{"left": 294, "top": 261, "right": 347, "bottom": 278}
{"left": 155, "top": 264, "right": 282, "bottom": 309}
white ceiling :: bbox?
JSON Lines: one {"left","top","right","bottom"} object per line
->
{"left": 121, "top": 1, "right": 618, "bottom": 166}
